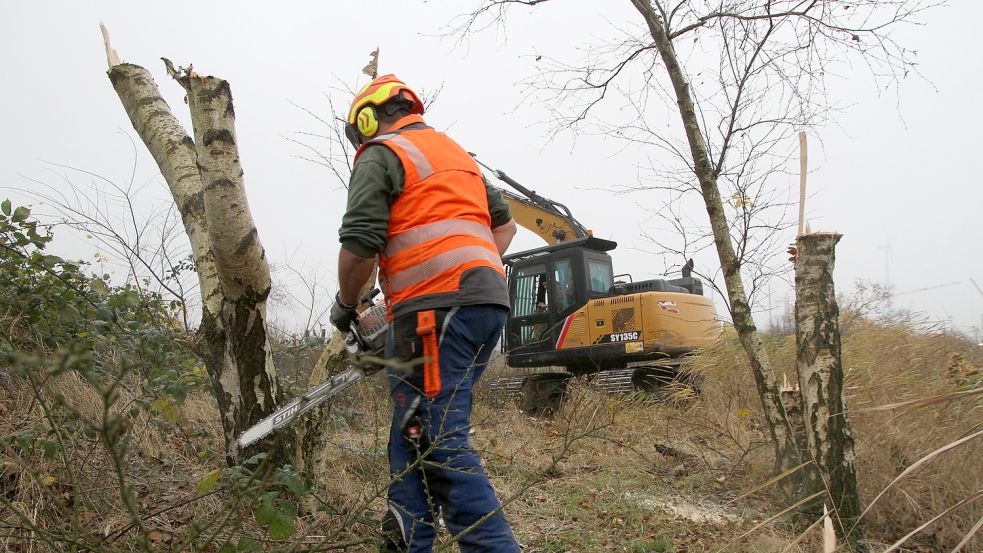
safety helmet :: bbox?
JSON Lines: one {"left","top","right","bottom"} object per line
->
{"left": 345, "top": 74, "right": 424, "bottom": 147}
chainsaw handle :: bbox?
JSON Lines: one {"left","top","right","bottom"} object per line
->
{"left": 344, "top": 322, "right": 367, "bottom": 357}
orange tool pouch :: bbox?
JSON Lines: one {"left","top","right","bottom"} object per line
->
{"left": 416, "top": 310, "right": 441, "bottom": 398}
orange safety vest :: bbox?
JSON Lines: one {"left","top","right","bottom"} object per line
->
{"left": 353, "top": 115, "right": 506, "bottom": 319}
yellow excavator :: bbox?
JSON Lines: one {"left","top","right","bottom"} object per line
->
{"left": 473, "top": 157, "right": 721, "bottom": 408}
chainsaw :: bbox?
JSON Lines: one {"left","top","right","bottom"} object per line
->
{"left": 237, "top": 296, "right": 389, "bottom": 449}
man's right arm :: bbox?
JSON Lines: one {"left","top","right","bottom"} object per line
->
{"left": 335, "top": 147, "right": 404, "bottom": 310}
{"left": 484, "top": 178, "right": 515, "bottom": 255}
{"left": 491, "top": 219, "right": 516, "bottom": 255}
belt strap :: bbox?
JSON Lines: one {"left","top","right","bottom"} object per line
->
{"left": 416, "top": 310, "right": 440, "bottom": 398}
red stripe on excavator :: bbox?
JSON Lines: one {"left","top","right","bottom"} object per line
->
{"left": 555, "top": 314, "right": 574, "bottom": 349}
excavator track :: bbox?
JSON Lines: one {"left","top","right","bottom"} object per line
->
{"left": 487, "top": 375, "right": 529, "bottom": 400}
{"left": 489, "top": 372, "right": 572, "bottom": 415}
{"left": 489, "top": 359, "right": 699, "bottom": 414}
{"left": 592, "top": 368, "right": 636, "bottom": 395}
{"left": 590, "top": 364, "right": 681, "bottom": 395}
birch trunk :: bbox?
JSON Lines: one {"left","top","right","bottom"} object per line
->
{"left": 294, "top": 332, "right": 349, "bottom": 513}
{"left": 106, "top": 64, "right": 221, "bottom": 317}
{"left": 630, "top": 0, "right": 800, "bottom": 476}
{"left": 794, "top": 233, "right": 862, "bottom": 544}
{"left": 295, "top": 269, "right": 377, "bottom": 513}
{"left": 107, "top": 62, "right": 283, "bottom": 465}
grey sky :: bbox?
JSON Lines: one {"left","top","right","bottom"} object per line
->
{"left": 1, "top": 1, "right": 981, "bottom": 339}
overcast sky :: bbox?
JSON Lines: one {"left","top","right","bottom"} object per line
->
{"left": 2, "top": 1, "right": 981, "bottom": 340}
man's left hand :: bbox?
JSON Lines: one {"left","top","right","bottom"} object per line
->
{"left": 329, "top": 292, "right": 358, "bottom": 332}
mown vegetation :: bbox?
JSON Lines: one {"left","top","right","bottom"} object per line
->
{"left": 2, "top": 203, "right": 981, "bottom": 551}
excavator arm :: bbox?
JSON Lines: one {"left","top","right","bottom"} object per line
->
{"left": 496, "top": 187, "right": 588, "bottom": 245}
{"left": 472, "top": 153, "right": 590, "bottom": 245}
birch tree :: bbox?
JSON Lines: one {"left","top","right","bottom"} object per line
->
{"left": 456, "top": 0, "right": 931, "bottom": 480}
{"left": 795, "top": 232, "right": 861, "bottom": 543}
{"left": 106, "top": 53, "right": 282, "bottom": 465}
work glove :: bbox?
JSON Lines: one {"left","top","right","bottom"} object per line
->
{"left": 329, "top": 292, "right": 358, "bottom": 333}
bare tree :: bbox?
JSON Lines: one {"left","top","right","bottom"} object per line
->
{"left": 106, "top": 54, "right": 285, "bottom": 464}
{"left": 454, "top": 0, "right": 933, "bottom": 484}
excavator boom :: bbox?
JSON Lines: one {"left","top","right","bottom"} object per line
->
{"left": 497, "top": 187, "right": 587, "bottom": 245}
{"left": 472, "top": 153, "right": 589, "bottom": 245}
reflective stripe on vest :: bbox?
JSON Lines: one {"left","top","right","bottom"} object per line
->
{"left": 384, "top": 218, "right": 494, "bottom": 258}
{"left": 370, "top": 128, "right": 434, "bottom": 181}
{"left": 386, "top": 245, "right": 503, "bottom": 293}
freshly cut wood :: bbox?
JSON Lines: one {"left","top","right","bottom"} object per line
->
{"left": 295, "top": 267, "right": 377, "bottom": 514}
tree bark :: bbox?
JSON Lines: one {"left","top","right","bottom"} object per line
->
{"left": 630, "top": 0, "right": 801, "bottom": 477}
{"left": 108, "top": 62, "right": 283, "bottom": 465}
{"left": 106, "top": 64, "right": 221, "bottom": 316}
{"left": 794, "top": 232, "right": 863, "bottom": 545}
{"left": 295, "top": 268, "right": 377, "bottom": 513}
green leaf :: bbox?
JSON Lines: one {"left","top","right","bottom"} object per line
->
{"left": 280, "top": 470, "right": 308, "bottom": 496}
{"left": 170, "top": 386, "right": 187, "bottom": 404}
{"left": 58, "top": 304, "right": 81, "bottom": 323}
{"left": 1, "top": 199, "right": 10, "bottom": 216}
{"left": 243, "top": 452, "right": 267, "bottom": 466}
{"left": 162, "top": 404, "right": 178, "bottom": 423}
{"left": 218, "top": 545, "right": 235, "bottom": 553}
{"left": 90, "top": 279, "right": 110, "bottom": 296}
{"left": 277, "top": 498, "right": 297, "bottom": 518}
{"left": 124, "top": 290, "right": 141, "bottom": 308}
{"left": 196, "top": 469, "right": 222, "bottom": 493}
{"left": 268, "top": 512, "right": 295, "bottom": 541}
{"left": 39, "top": 439, "right": 57, "bottom": 459}
{"left": 254, "top": 500, "right": 276, "bottom": 525}
{"left": 12, "top": 206, "right": 29, "bottom": 223}
{"left": 236, "top": 537, "right": 261, "bottom": 552}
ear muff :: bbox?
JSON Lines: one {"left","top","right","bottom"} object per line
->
{"left": 355, "top": 105, "right": 379, "bottom": 138}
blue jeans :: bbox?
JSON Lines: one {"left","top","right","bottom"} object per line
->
{"left": 384, "top": 304, "right": 518, "bottom": 553}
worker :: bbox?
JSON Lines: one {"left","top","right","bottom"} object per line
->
{"left": 329, "top": 74, "right": 520, "bottom": 553}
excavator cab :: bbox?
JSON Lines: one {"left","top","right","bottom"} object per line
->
{"left": 503, "top": 236, "right": 617, "bottom": 367}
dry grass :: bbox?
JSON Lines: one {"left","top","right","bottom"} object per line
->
{"left": 840, "top": 321, "right": 983, "bottom": 549}
{"left": 2, "top": 315, "right": 980, "bottom": 552}
{"left": 1, "top": 370, "right": 229, "bottom": 551}
{"left": 678, "top": 317, "right": 983, "bottom": 551}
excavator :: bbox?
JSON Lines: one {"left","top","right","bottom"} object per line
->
{"left": 473, "top": 157, "right": 721, "bottom": 409}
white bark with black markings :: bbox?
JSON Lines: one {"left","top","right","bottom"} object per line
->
{"left": 108, "top": 61, "right": 282, "bottom": 465}
{"left": 794, "top": 232, "right": 862, "bottom": 542}
{"left": 106, "top": 64, "right": 221, "bottom": 318}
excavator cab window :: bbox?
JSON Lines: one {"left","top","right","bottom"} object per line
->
{"left": 553, "top": 258, "right": 576, "bottom": 312}
{"left": 510, "top": 264, "right": 551, "bottom": 346}
{"left": 503, "top": 236, "right": 619, "bottom": 365}
{"left": 587, "top": 258, "right": 614, "bottom": 294}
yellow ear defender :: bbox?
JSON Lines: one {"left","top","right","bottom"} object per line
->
{"left": 356, "top": 105, "right": 379, "bottom": 138}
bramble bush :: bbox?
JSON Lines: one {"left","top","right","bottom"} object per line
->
{"left": 0, "top": 202, "right": 318, "bottom": 550}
